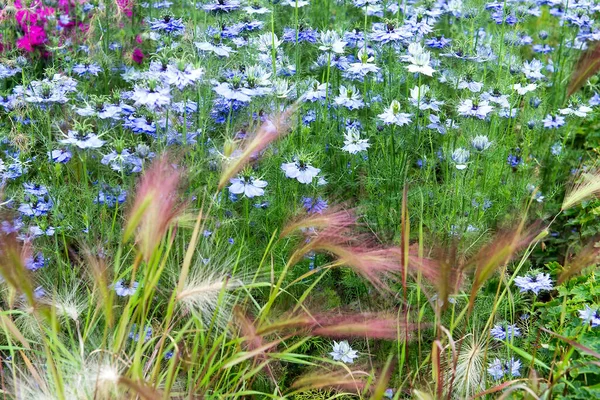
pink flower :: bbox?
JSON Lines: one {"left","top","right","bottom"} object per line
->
{"left": 132, "top": 48, "right": 144, "bottom": 64}
{"left": 17, "top": 25, "right": 47, "bottom": 52}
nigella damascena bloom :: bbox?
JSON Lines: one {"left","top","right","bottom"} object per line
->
{"left": 378, "top": 100, "right": 412, "bottom": 126}
{"left": 302, "top": 197, "right": 328, "bottom": 214}
{"left": 281, "top": 159, "right": 321, "bottom": 184}
{"left": 303, "top": 80, "right": 327, "bottom": 102}
{"left": 514, "top": 273, "right": 553, "bottom": 295}
{"left": 228, "top": 176, "right": 268, "bottom": 198}
{"left": 130, "top": 83, "right": 172, "bottom": 111}
{"left": 72, "top": 63, "right": 103, "bottom": 77}
{"left": 451, "top": 148, "right": 470, "bottom": 170}
{"left": 487, "top": 358, "right": 522, "bottom": 380}
{"left": 330, "top": 340, "right": 359, "bottom": 363}
{"left": 165, "top": 62, "right": 204, "bottom": 90}
{"left": 457, "top": 99, "right": 494, "bottom": 119}
{"left": 113, "top": 280, "right": 139, "bottom": 296}
{"left": 342, "top": 127, "right": 370, "bottom": 154}
{"left": 542, "top": 114, "right": 565, "bottom": 129}
{"left": 318, "top": 30, "right": 347, "bottom": 54}
{"left": 559, "top": 104, "right": 593, "bottom": 118}
{"left": 490, "top": 323, "right": 521, "bottom": 341}
{"left": 402, "top": 42, "right": 435, "bottom": 76}
{"left": 471, "top": 135, "right": 492, "bottom": 151}
{"left": 149, "top": 15, "right": 186, "bottom": 35}
{"left": 60, "top": 131, "right": 104, "bottom": 149}
{"left": 334, "top": 85, "right": 364, "bottom": 110}
{"left": 346, "top": 48, "right": 380, "bottom": 78}
{"left": 579, "top": 305, "right": 600, "bottom": 328}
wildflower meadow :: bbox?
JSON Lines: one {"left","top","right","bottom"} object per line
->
{"left": 1, "top": 0, "right": 600, "bottom": 397}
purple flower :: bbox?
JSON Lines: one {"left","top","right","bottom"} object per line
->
{"left": 514, "top": 273, "right": 553, "bottom": 295}
{"left": 578, "top": 305, "right": 600, "bottom": 328}
{"left": 49, "top": 149, "right": 72, "bottom": 163}
{"left": 490, "top": 323, "right": 521, "bottom": 341}
{"left": 302, "top": 197, "right": 328, "bottom": 214}
{"left": 113, "top": 280, "right": 139, "bottom": 296}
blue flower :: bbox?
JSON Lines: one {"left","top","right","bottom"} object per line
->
{"left": 95, "top": 185, "right": 127, "bottom": 207}
{"left": 578, "top": 305, "right": 600, "bottom": 328}
{"left": 302, "top": 197, "right": 328, "bottom": 214}
{"left": 490, "top": 323, "right": 521, "bottom": 341}
{"left": 49, "top": 149, "right": 72, "bottom": 163}
{"left": 149, "top": 16, "right": 186, "bottom": 35}
{"left": 514, "top": 273, "right": 553, "bottom": 295}
{"left": 113, "top": 280, "right": 139, "bottom": 296}
{"left": 129, "top": 324, "right": 153, "bottom": 342}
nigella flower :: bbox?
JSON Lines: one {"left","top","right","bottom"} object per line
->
{"left": 228, "top": 176, "right": 268, "bottom": 198}
{"left": 302, "top": 197, "right": 328, "bottom": 214}
{"left": 195, "top": 41, "right": 236, "bottom": 57}
{"left": 72, "top": 63, "right": 103, "bottom": 77}
{"left": 281, "top": 159, "right": 321, "bottom": 184}
{"left": 318, "top": 30, "right": 347, "bottom": 54}
{"left": 426, "top": 36, "right": 452, "bottom": 48}
{"left": 551, "top": 142, "right": 562, "bottom": 156}
{"left": 334, "top": 85, "right": 364, "bottom": 110}
{"left": 379, "top": 100, "right": 412, "bottom": 126}
{"left": 559, "top": 105, "right": 592, "bottom": 118}
{"left": 113, "top": 280, "right": 139, "bottom": 296}
{"left": 130, "top": 83, "right": 171, "bottom": 111}
{"left": 514, "top": 273, "right": 553, "bottom": 295}
{"left": 60, "top": 131, "right": 105, "bottom": 149}
{"left": 129, "top": 324, "right": 153, "bottom": 342}
{"left": 451, "top": 148, "right": 470, "bottom": 170}
{"left": 471, "top": 135, "right": 492, "bottom": 151}
{"left": 25, "top": 252, "right": 46, "bottom": 271}
{"left": 149, "top": 15, "right": 185, "bottom": 35}
{"left": 457, "top": 99, "right": 494, "bottom": 119}
{"left": 346, "top": 48, "right": 380, "bottom": 78}
{"left": 18, "top": 197, "right": 53, "bottom": 217}
{"left": 23, "top": 183, "right": 48, "bottom": 196}
{"left": 282, "top": 27, "right": 318, "bottom": 43}
{"left": 95, "top": 185, "right": 127, "bottom": 207}
{"left": 578, "top": 305, "right": 600, "bottom": 328}
{"left": 303, "top": 79, "right": 328, "bottom": 102}
{"left": 342, "top": 127, "right": 370, "bottom": 154}
{"left": 48, "top": 149, "right": 73, "bottom": 164}
{"left": 330, "top": 340, "right": 359, "bottom": 363}
{"left": 542, "top": 114, "right": 565, "bottom": 129}
{"left": 490, "top": 323, "right": 521, "bottom": 341}
{"left": 522, "top": 59, "right": 545, "bottom": 80}
{"left": 402, "top": 43, "right": 435, "bottom": 76}
{"left": 487, "top": 358, "right": 521, "bottom": 380}
{"left": 201, "top": 0, "right": 240, "bottom": 12}
{"left": 165, "top": 62, "right": 204, "bottom": 90}
{"left": 213, "top": 82, "right": 252, "bottom": 103}
{"left": 513, "top": 83, "right": 537, "bottom": 95}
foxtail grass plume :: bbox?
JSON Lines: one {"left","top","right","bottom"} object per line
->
{"left": 562, "top": 168, "right": 600, "bottom": 210}
{"left": 567, "top": 41, "right": 600, "bottom": 97}
{"left": 218, "top": 104, "right": 299, "bottom": 190}
{"left": 558, "top": 240, "right": 600, "bottom": 284}
{"left": 124, "top": 154, "right": 186, "bottom": 262}
{"left": 176, "top": 266, "right": 243, "bottom": 328}
{"left": 280, "top": 207, "right": 356, "bottom": 238}
{"left": 0, "top": 220, "right": 36, "bottom": 307}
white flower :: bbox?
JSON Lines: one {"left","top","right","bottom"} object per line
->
{"left": 334, "top": 85, "right": 364, "bottom": 110}
{"left": 280, "top": 0, "right": 310, "bottom": 7}
{"left": 403, "top": 42, "right": 435, "bottom": 76}
{"left": 303, "top": 79, "right": 328, "bottom": 102}
{"left": 560, "top": 104, "right": 592, "bottom": 117}
{"left": 194, "top": 42, "right": 236, "bottom": 57}
{"left": 378, "top": 100, "right": 412, "bottom": 126}
{"left": 456, "top": 99, "right": 494, "bottom": 119}
{"left": 228, "top": 176, "right": 268, "bottom": 198}
{"left": 451, "top": 148, "right": 470, "bottom": 170}
{"left": 471, "top": 135, "right": 492, "bottom": 151}
{"left": 512, "top": 83, "right": 537, "bottom": 95}
{"left": 318, "top": 30, "right": 347, "bottom": 54}
{"left": 409, "top": 85, "right": 429, "bottom": 102}
{"left": 330, "top": 340, "right": 359, "bottom": 363}
{"left": 342, "top": 127, "right": 370, "bottom": 154}
{"left": 281, "top": 160, "right": 321, "bottom": 184}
